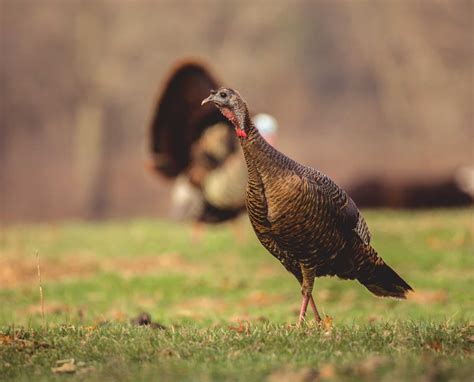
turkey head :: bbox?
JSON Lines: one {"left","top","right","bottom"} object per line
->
{"left": 202, "top": 88, "right": 249, "bottom": 138}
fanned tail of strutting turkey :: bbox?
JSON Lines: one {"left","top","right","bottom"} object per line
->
{"left": 357, "top": 249, "right": 413, "bottom": 299}
{"left": 149, "top": 61, "right": 227, "bottom": 177}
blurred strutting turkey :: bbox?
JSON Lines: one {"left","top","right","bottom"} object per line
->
{"left": 202, "top": 88, "right": 413, "bottom": 325}
{"left": 149, "top": 62, "right": 277, "bottom": 229}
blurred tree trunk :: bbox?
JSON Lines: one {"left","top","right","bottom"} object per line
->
{"left": 74, "top": 3, "right": 110, "bottom": 219}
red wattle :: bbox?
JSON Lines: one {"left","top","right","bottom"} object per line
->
{"left": 236, "top": 129, "right": 247, "bottom": 138}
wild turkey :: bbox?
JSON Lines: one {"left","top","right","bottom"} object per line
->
{"left": 202, "top": 88, "right": 413, "bottom": 324}
{"left": 149, "top": 62, "right": 277, "bottom": 226}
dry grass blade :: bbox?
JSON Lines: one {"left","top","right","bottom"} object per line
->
{"left": 36, "top": 251, "right": 45, "bottom": 327}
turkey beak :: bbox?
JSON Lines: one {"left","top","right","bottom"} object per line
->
{"left": 201, "top": 94, "right": 215, "bottom": 106}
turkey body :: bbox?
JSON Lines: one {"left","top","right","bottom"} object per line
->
{"left": 170, "top": 121, "right": 244, "bottom": 223}
{"left": 202, "top": 87, "right": 413, "bottom": 322}
{"left": 244, "top": 125, "right": 411, "bottom": 298}
{"left": 244, "top": 136, "right": 377, "bottom": 288}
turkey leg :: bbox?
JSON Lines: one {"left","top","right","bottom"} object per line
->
{"left": 309, "top": 295, "right": 322, "bottom": 322}
{"left": 297, "top": 294, "right": 322, "bottom": 325}
{"left": 297, "top": 294, "right": 310, "bottom": 326}
{"left": 298, "top": 265, "right": 320, "bottom": 325}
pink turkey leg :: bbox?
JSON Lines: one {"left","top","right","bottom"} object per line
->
{"left": 309, "top": 295, "right": 322, "bottom": 322}
{"left": 297, "top": 294, "right": 310, "bottom": 326}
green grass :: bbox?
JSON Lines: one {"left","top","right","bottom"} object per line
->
{"left": 0, "top": 209, "right": 473, "bottom": 381}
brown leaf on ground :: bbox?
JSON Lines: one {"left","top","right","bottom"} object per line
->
{"left": 0, "top": 334, "right": 33, "bottom": 349}
{"left": 267, "top": 367, "right": 319, "bottom": 382}
{"left": 321, "top": 315, "right": 333, "bottom": 331}
{"left": 0, "top": 333, "right": 50, "bottom": 350}
{"left": 0, "top": 334, "right": 14, "bottom": 345}
{"left": 52, "top": 359, "right": 76, "bottom": 374}
{"left": 427, "top": 341, "right": 443, "bottom": 352}
{"left": 228, "top": 320, "right": 251, "bottom": 335}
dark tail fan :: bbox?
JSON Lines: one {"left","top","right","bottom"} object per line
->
{"left": 358, "top": 262, "right": 413, "bottom": 299}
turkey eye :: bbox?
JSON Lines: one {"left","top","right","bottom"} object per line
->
{"left": 219, "top": 91, "right": 227, "bottom": 98}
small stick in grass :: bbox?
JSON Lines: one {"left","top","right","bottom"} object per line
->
{"left": 36, "top": 250, "right": 45, "bottom": 327}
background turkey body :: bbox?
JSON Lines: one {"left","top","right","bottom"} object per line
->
{"left": 150, "top": 61, "right": 277, "bottom": 228}
{"left": 170, "top": 121, "right": 245, "bottom": 223}
{"left": 171, "top": 116, "right": 276, "bottom": 223}
{"left": 202, "top": 87, "right": 413, "bottom": 324}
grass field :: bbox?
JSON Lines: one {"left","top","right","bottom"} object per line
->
{"left": 0, "top": 209, "right": 473, "bottom": 381}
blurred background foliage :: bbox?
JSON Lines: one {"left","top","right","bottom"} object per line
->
{"left": 1, "top": 0, "right": 472, "bottom": 222}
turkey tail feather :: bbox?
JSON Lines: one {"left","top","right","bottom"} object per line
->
{"left": 358, "top": 262, "right": 413, "bottom": 299}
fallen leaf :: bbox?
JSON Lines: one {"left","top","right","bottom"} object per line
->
{"left": 267, "top": 367, "right": 319, "bottom": 382}
{"left": 52, "top": 359, "right": 76, "bottom": 374}
{"left": 427, "top": 341, "right": 442, "bottom": 352}
{"left": 0, "top": 335, "right": 34, "bottom": 349}
{"left": 0, "top": 335, "right": 13, "bottom": 345}
{"left": 321, "top": 315, "right": 333, "bottom": 331}
{"left": 228, "top": 320, "right": 251, "bottom": 335}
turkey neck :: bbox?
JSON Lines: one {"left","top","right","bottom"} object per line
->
{"left": 236, "top": 108, "right": 284, "bottom": 178}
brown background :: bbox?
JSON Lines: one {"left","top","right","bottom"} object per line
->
{"left": 1, "top": 0, "right": 472, "bottom": 223}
